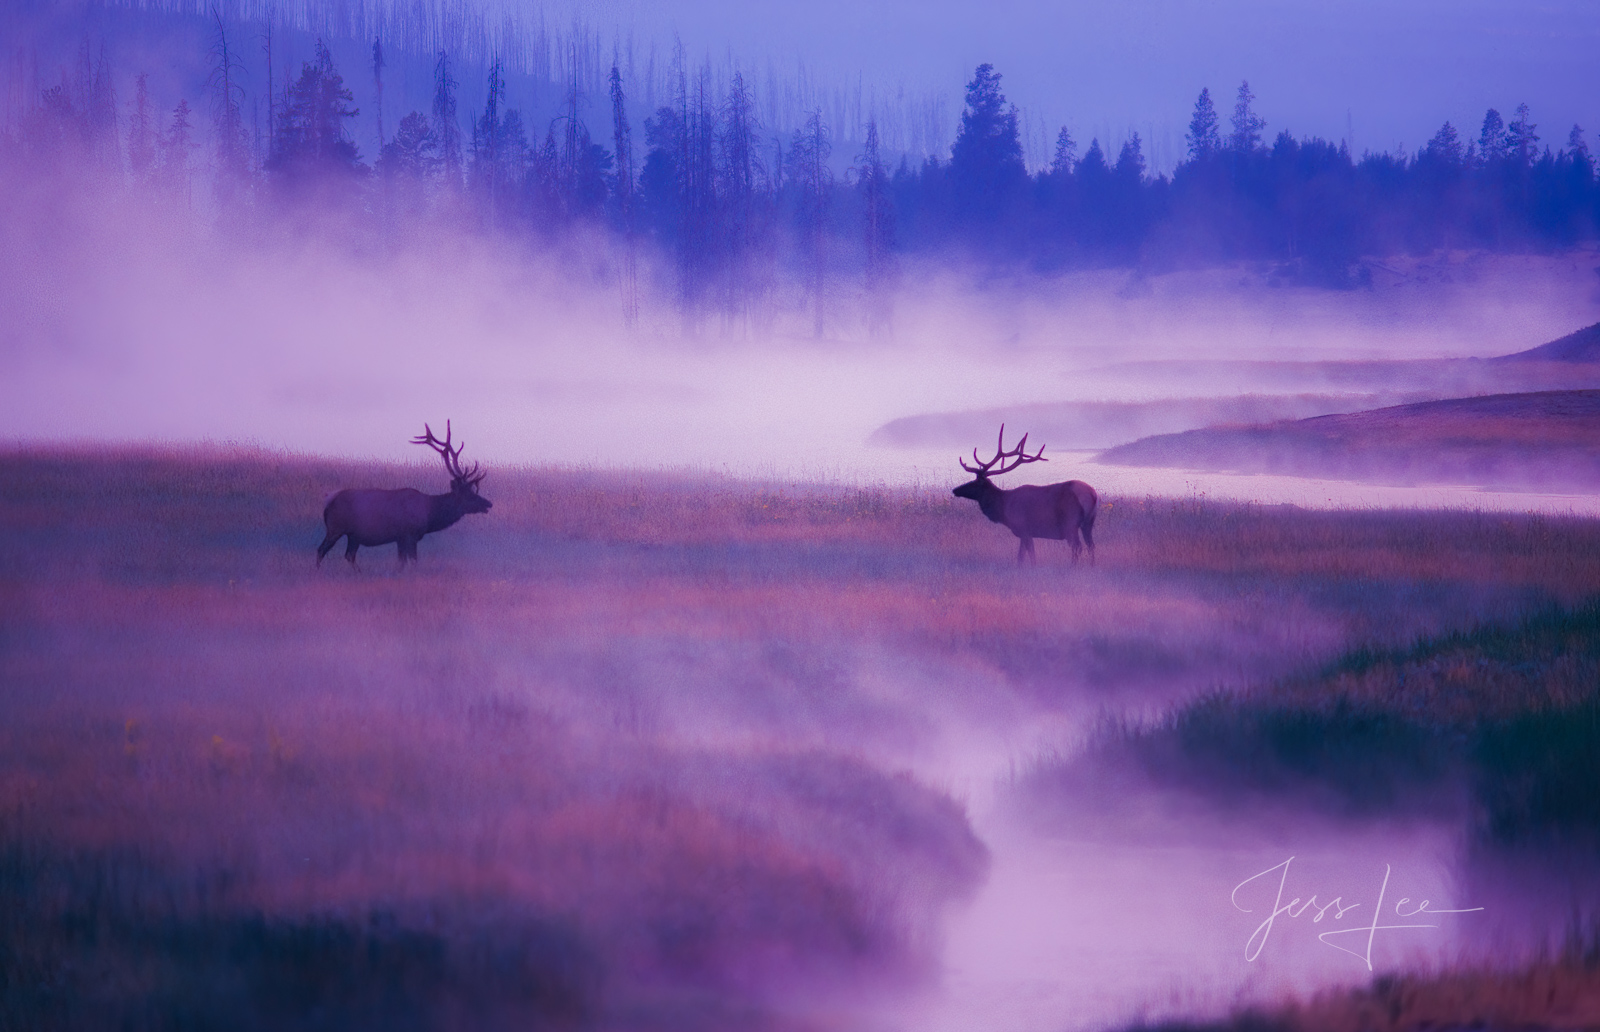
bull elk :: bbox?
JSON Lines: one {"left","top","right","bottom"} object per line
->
{"left": 953, "top": 425, "right": 1097, "bottom": 565}
{"left": 316, "top": 422, "right": 492, "bottom": 568}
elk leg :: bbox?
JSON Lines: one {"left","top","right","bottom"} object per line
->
{"left": 398, "top": 538, "right": 418, "bottom": 566}
{"left": 344, "top": 539, "right": 359, "bottom": 567}
{"left": 1017, "top": 537, "right": 1036, "bottom": 565}
{"left": 1069, "top": 534, "right": 1083, "bottom": 564}
{"left": 1081, "top": 522, "right": 1095, "bottom": 565}
{"left": 316, "top": 532, "right": 340, "bottom": 567}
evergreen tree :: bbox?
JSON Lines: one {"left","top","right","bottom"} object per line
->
{"left": 1506, "top": 103, "right": 1539, "bottom": 166}
{"left": 1569, "top": 125, "right": 1590, "bottom": 160}
{"left": 128, "top": 72, "right": 155, "bottom": 181}
{"left": 23, "top": 79, "right": 83, "bottom": 162}
{"left": 1115, "top": 133, "right": 1146, "bottom": 181}
{"left": 270, "top": 40, "right": 361, "bottom": 180}
{"left": 638, "top": 106, "right": 683, "bottom": 243}
{"left": 948, "top": 63, "right": 1025, "bottom": 219}
{"left": 1077, "top": 138, "right": 1108, "bottom": 178}
{"left": 1478, "top": 108, "right": 1507, "bottom": 163}
{"left": 378, "top": 111, "right": 436, "bottom": 178}
{"left": 1050, "top": 125, "right": 1076, "bottom": 174}
{"left": 1186, "top": 87, "right": 1220, "bottom": 160}
{"left": 1229, "top": 80, "right": 1265, "bottom": 153}
{"left": 160, "top": 98, "right": 193, "bottom": 200}
{"left": 1424, "top": 121, "right": 1462, "bottom": 165}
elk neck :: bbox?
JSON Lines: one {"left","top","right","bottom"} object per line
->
{"left": 975, "top": 479, "right": 1011, "bottom": 523}
{"left": 426, "top": 489, "right": 475, "bottom": 533}
{"left": 958, "top": 476, "right": 1010, "bottom": 524}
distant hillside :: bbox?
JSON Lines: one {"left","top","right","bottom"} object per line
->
{"left": 1492, "top": 322, "right": 1600, "bottom": 363}
{"left": 868, "top": 393, "right": 1430, "bottom": 452}
{"left": 1096, "top": 390, "right": 1600, "bottom": 490}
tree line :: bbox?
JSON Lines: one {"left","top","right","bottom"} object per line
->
{"left": 8, "top": 32, "right": 1597, "bottom": 331}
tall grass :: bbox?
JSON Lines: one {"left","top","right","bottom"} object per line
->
{"left": 1021, "top": 599, "right": 1600, "bottom": 844}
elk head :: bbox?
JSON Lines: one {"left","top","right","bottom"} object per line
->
{"left": 413, "top": 420, "right": 492, "bottom": 515}
{"left": 953, "top": 423, "right": 1047, "bottom": 501}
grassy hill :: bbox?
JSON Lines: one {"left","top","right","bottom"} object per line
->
{"left": 1494, "top": 321, "right": 1600, "bottom": 363}
{"left": 874, "top": 323, "right": 1600, "bottom": 457}
{"left": 1096, "top": 389, "right": 1600, "bottom": 490}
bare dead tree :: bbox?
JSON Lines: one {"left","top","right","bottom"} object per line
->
{"left": 953, "top": 425, "right": 1098, "bottom": 565}
{"left": 857, "top": 118, "right": 893, "bottom": 336}
{"left": 790, "top": 109, "right": 832, "bottom": 337}
{"left": 372, "top": 37, "right": 385, "bottom": 152}
{"left": 208, "top": 8, "right": 248, "bottom": 198}
{"left": 610, "top": 62, "right": 638, "bottom": 327}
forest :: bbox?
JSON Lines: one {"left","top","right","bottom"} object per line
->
{"left": 6, "top": 10, "right": 1598, "bottom": 327}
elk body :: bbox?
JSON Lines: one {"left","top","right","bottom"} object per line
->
{"left": 317, "top": 422, "right": 492, "bottom": 568}
{"left": 952, "top": 426, "right": 1097, "bottom": 565}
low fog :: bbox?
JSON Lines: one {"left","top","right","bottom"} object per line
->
{"left": 5, "top": 168, "right": 1598, "bottom": 500}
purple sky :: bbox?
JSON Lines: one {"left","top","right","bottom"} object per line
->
{"left": 584, "top": 0, "right": 1599, "bottom": 169}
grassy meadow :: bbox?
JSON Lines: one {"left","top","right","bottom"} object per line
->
{"left": 5, "top": 445, "right": 1600, "bottom": 1029}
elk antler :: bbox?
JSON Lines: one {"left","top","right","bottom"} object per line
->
{"left": 958, "top": 423, "right": 1048, "bottom": 477}
{"left": 412, "top": 421, "right": 485, "bottom": 488}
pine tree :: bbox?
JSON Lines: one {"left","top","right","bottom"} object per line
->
{"left": 378, "top": 111, "right": 436, "bottom": 178}
{"left": 1115, "top": 133, "right": 1145, "bottom": 181}
{"left": 1050, "top": 125, "right": 1076, "bottom": 175}
{"left": 1186, "top": 87, "right": 1220, "bottom": 161}
{"left": 271, "top": 40, "right": 361, "bottom": 180}
{"left": 128, "top": 72, "right": 155, "bottom": 181}
{"left": 949, "top": 63, "right": 1025, "bottom": 219}
{"left": 1228, "top": 81, "right": 1265, "bottom": 153}
{"left": 1078, "top": 138, "right": 1108, "bottom": 178}
{"left": 160, "top": 98, "right": 193, "bottom": 201}
{"left": 1478, "top": 109, "right": 1507, "bottom": 164}
{"left": 1424, "top": 121, "right": 1462, "bottom": 165}
{"left": 638, "top": 105, "right": 683, "bottom": 244}
{"left": 1505, "top": 103, "right": 1539, "bottom": 166}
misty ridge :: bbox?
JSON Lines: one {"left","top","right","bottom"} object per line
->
{"left": 3, "top": 0, "right": 1597, "bottom": 340}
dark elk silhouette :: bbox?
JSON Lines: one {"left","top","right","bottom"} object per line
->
{"left": 952, "top": 426, "right": 1098, "bottom": 565}
{"left": 317, "top": 422, "right": 492, "bottom": 568}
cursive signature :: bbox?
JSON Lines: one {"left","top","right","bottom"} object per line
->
{"left": 1231, "top": 857, "right": 1484, "bottom": 969}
